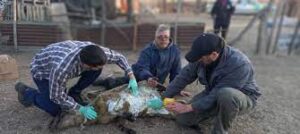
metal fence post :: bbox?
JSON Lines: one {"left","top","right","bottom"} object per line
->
{"left": 101, "top": 0, "right": 106, "bottom": 46}
{"left": 174, "top": 0, "right": 182, "bottom": 45}
{"left": 13, "top": 0, "right": 18, "bottom": 51}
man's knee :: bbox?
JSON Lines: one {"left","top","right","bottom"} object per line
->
{"left": 216, "top": 88, "right": 241, "bottom": 108}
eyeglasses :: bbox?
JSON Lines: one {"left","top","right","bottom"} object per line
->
{"left": 157, "top": 35, "right": 170, "bottom": 40}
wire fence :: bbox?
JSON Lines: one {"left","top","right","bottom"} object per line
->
{"left": 0, "top": 0, "right": 299, "bottom": 55}
{"left": 0, "top": 0, "right": 207, "bottom": 51}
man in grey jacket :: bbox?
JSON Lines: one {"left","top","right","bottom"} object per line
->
{"left": 163, "top": 33, "right": 261, "bottom": 134}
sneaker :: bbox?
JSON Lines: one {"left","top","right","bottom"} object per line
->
{"left": 15, "top": 82, "right": 33, "bottom": 107}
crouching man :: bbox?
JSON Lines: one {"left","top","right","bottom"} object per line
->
{"left": 93, "top": 24, "right": 181, "bottom": 90}
{"left": 15, "top": 40, "right": 138, "bottom": 120}
{"left": 163, "top": 33, "right": 261, "bottom": 134}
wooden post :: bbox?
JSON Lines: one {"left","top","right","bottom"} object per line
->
{"left": 162, "top": 0, "right": 167, "bottom": 13}
{"left": 101, "top": 0, "right": 106, "bottom": 46}
{"left": 127, "top": 0, "right": 133, "bottom": 23}
{"left": 255, "top": 18, "right": 263, "bottom": 55}
{"left": 288, "top": 21, "right": 300, "bottom": 55}
{"left": 266, "top": 1, "right": 280, "bottom": 55}
{"left": 174, "top": 0, "right": 182, "bottom": 45}
{"left": 256, "top": 0, "right": 273, "bottom": 55}
{"left": 45, "top": 0, "right": 51, "bottom": 21}
{"left": 13, "top": 0, "right": 18, "bottom": 51}
{"left": 196, "top": 0, "right": 202, "bottom": 13}
{"left": 132, "top": 16, "right": 138, "bottom": 51}
{"left": 272, "top": 1, "right": 287, "bottom": 54}
{"left": 33, "top": 0, "right": 36, "bottom": 21}
{"left": 17, "top": 3, "right": 21, "bottom": 20}
{"left": 91, "top": 7, "right": 96, "bottom": 22}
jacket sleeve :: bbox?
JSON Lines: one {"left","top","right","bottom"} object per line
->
{"left": 49, "top": 64, "right": 79, "bottom": 110}
{"left": 100, "top": 46, "right": 133, "bottom": 74}
{"left": 211, "top": 1, "right": 218, "bottom": 16}
{"left": 163, "top": 63, "right": 199, "bottom": 98}
{"left": 191, "top": 63, "right": 252, "bottom": 111}
{"left": 169, "top": 49, "right": 181, "bottom": 82}
{"left": 134, "top": 49, "right": 154, "bottom": 80}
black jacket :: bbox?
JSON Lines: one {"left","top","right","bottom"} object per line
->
{"left": 211, "top": 0, "right": 235, "bottom": 26}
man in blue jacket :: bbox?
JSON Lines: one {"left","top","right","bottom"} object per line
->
{"left": 163, "top": 33, "right": 261, "bottom": 134}
{"left": 93, "top": 24, "right": 181, "bottom": 89}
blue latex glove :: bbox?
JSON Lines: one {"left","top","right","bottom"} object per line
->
{"left": 147, "top": 98, "right": 163, "bottom": 110}
{"left": 128, "top": 78, "right": 139, "bottom": 96}
{"left": 79, "top": 105, "right": 97, "bottom": 120}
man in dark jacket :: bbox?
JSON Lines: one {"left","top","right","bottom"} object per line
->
{"left": 211, "top": 0, "right": 235, "bottom": 39}
{"left": 93, "top": 24, "right": 181, "bottom": 89}
{"left": 163, "top": 33, "right": 261, "bottom": 134}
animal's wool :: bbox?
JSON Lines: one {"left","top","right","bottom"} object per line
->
{"left": 53, "top": 81, "right": 171, "bottom": 129}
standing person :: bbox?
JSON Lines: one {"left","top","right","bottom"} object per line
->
{"left": 0, "top": 0, "right": 7, "bottom": 20}
{"left": 15, "top": 40, "right": 139, "bottom": 120}
{"left": 93, "top": 24, "right": 181, "bottom": 90}
{"left": 163, "top": 33, "right": 261, "bottom": 133}
{"left": 211, "top": 0, "right": 235, "bottom": 39}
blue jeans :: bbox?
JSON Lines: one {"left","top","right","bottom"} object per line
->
{"left": 23, "top": 70, "right": 101, "bottom": 117}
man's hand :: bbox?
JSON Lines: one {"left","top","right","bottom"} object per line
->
{"left": 180, "top": 91, "right": 192, "bottom": 97}
{"left": 127, "top": 73, "right": 139, "bottom": 96}
{"left": 147, "top": 98, "right": 163, "bottom": 110}
{"left": 79, "top": 105, "right": 98, "bottom": 120}
{"left": 147, "top": 77, "right": 158, "bottom": 88}
{"left": 165, "top": 102, "right": 193, "bottom": 114}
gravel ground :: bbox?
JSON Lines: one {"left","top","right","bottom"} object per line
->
{"left": 0, "top": 14, "right": 299, "bottom": 134}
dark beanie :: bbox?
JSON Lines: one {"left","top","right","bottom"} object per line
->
{"left": 185, "top": 33, "right": 225, "bottom": 63}
{"left": 80, "top": 45, "right": 107, "bottom": 66}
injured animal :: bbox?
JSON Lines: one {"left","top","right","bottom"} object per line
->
{"left": 49, "top": 81, "right": 173, "bottom": 131}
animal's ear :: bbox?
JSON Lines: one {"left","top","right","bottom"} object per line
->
{"left": 50, "top": 112, "right": 85, "bottom": 130}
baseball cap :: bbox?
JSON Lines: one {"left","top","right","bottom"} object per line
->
{"left": 185, "top": 33, "right": 224, "bottom": 63}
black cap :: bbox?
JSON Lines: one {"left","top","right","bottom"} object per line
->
{"left": 185, "top": 33, "right": 224, "bottom": 63}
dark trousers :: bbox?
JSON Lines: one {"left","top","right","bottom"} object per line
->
{"left": 23, "top": 70, "right": 101, "bottom": 117}
{"left": 214, "top": 21, "right": 230, "bottom": 39}
{"left": 176, "top": 88, "right": 255, "bottom": 134}
{"left": 93, "top": 76, "right": 129, "bottom": 90}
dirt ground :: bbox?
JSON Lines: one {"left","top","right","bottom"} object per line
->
{"left": 0, "top": 14, "right": 300, "bottom": 134}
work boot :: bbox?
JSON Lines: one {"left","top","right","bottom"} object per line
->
{"left": 15, "top": 82, "right": 33, "bottom": 107}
